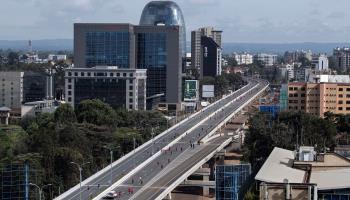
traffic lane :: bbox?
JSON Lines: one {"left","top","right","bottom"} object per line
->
{"left": 133, "top": 137, "right": 230, "bottom": 200}
{"left": 66, "top": 82, "right": 260, "bottom": 199}
{"left": 110, "top": 87, "right": 260, "bottom": 199}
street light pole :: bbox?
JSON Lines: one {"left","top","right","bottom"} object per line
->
{"left": 151, "top": 127, "right": 154, "bottom": 155}
{"left": 103, "top": 146, "right": 118, "bottom": 185}
{"left": 29, "top": 183, "right": 52, "bottom": 200}
{"left": 70, "top": 161, "right": 90, "bottom": 200}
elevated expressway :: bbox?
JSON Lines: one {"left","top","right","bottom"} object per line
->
{"left": 55, "top": 78, "right": 269, "bottom": 200}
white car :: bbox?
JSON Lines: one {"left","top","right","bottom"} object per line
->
{"left": 103, "top": 190, "right": 118, "bottom": 199}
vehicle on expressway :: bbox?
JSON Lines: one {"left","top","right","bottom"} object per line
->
{"left": 102, "top": 190, "right": 118, "bottom": 199}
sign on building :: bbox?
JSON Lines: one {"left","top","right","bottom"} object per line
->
{"left": 202, "top": 85, "right": 215, "bottom": 98}
{"left": 184, "top": 80, "right": 199, "bottom": 102}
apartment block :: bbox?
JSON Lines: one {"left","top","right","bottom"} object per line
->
{"left": 288, "top": 82, "right": 350, "bottom": 117}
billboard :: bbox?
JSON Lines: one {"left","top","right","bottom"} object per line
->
{"left": 202, "top": 85, "right": 215, "bottom": 98}
{"left": 184, "top": 80, "right": 199, "bottom": 102}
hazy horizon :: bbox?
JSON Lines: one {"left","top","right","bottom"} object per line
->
{"left": 1, "top": 0, "right": 350, "bottom": 43}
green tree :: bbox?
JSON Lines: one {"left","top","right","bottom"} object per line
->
{"left": 54, "top": 104, "right": 77, "bottom": 125}
{"left": 75, "top": 99, "right": 118, "bottom": 127}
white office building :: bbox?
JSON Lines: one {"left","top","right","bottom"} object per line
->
{"left": 233, "top": 53, "right": 253, "bottom": 65}
{"left": 254, "top": 54, "right": 278, "bottom": 66}
{"left": 312, "top": 54, "right": 329, "bottom": 71}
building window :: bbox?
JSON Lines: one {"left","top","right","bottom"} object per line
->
{"left": 68, "top": 85, "right": 72, "bottom": 89}
{"left": 68, "top": 91, "right": 72, "bottom": 95}
{"left": 68, "top": 97, "right": 72, "bottom": 102}
{"left": 301, "top": 87, "right": 305, "bottom": 91}
{"left": 74, "top": 72, "right": 78, "bottom": 76}
{"left": 339, "top": 88, "right": 343, "bottom": 91}
{"left": 289, "top": 94, "right": 293, "bottom": 97}
{"left": 293, "top": 93, "right": 298, "bottom": 97}
{"left": 117, "top": 73, "right": 120, "bottom": 77}
{"left": 289, "top": 87, "right": 293, "bottom": 91}
{"left": 81, "top": 72, "right": 85, "bottom": 76}
{"left": 339, "top": 94, "right": 343, "bottom": 98}
{"left": 129, "top": 86, "right": 133, "bottom": 90}
{"left": 347, "top": 88, "right": 350, "bottom": 92}
{"left": 123, "top": 73, "right": 127, "bottom": 77}
{"left": 339, "top": 100, "right": 343, "bottom": 104}
{"left": 339, "top": 107, "right": 343, "bottom": 111}
{"left": 347, "top": 101, "right": 350, "bottom": 104}
{"left": 129, "top": 92, "right": 133, "bottom": 96}
{"left": 129, "top": 98, "right": 133, "bottom": 103}
{"left": 68, "top": 72, "right": 72, "bottom": 76}
{"left": 301, "top": 93, "right": 305, "bottom": 97}
{"left": 129, "top": 105, "right": 133, "bottom": 109}
{"left": 68, "top": 79, "right": 72, "bottom": 83}
{"left": 129, "top": 79, "right": 133, "bottom": 84}
{"left": 347, "top": 107, "right": 350, "bottom": 111}
{"left": 289, "top": 100, "right": 293, "bottom": 103}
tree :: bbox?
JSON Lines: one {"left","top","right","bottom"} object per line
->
{"left": 75, "top": 99, "right": 118, "bottom": 128}
{"left": 7, "top": 51, "right": 19, "bottom": 65}
{"left": 54, "top": 104, "right": 77, "bottom": 125}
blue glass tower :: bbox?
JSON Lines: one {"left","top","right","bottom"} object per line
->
{"left": 139, "top": 1, "right": 186, "bottom": 56}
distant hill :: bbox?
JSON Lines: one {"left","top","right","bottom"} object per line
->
{"left": 222, "top": 42, "right": 350, "bottom": 55}
{"left": 1, "top": 39, "right": 350, "bottom": 55}
{"left": 0, "top": 39, "right": 73, "bottom": 51}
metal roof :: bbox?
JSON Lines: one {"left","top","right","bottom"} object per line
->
{"left": 255, "top": 147, "right": 306, "bottom": 183}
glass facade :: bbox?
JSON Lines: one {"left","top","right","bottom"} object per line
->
{"left": 74, "top": 78, "right": 127, "bottom": 108}
{"left": 85, "top": 32, "right": 130, "bottom": 68}
{"left": 23, "top": 72, "right": 47, "bottom": 103}
{"left": 140, "top": 1, "right": 186, "bottom": 71}
{"left": 137, "top": 32, "right": 167, "bottom": 100}
{"left": 216, "top": 164, "right": 251, "bottom": 200}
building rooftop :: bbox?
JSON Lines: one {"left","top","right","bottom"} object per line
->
{"left": 256, "top": 147, "right": 350, "bottom": 191}
{"left": 255, "top": 147, "right": 306, "bottom": 183}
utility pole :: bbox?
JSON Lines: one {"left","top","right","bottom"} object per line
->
{"left": 70, "top": 161, "right": 90, "bottom": 200}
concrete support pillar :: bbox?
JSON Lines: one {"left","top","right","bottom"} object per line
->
{"left": 5, "top": 115, "right": 9, "bottom": 125}
{"left": 163, "top": 193, "right": 172, "bottom": 200}
{"left": 203, "top": 174, "right": 209, "bottom": 197}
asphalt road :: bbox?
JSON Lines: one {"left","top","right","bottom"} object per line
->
{"left": 132, "top": 136, "right": 230, "bottom": 200}
{"left": 56, "top": 78, "right": 268, "bottom": 200}
{"left": 94, "top": 79, "right": 267, "bottom": 200}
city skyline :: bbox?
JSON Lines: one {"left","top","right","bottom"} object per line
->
{"left": 1, "top": 0, "right": 350, "bottom": 43}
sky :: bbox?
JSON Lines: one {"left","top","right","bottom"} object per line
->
{"left": 1, "top": 0, "right": 350, "bottom": 43}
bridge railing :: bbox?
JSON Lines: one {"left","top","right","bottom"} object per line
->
{"left": 55, "top": 81, "right": 252, "bottom": 200}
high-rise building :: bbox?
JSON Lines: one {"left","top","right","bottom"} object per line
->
{"left": 288, "top": 82, "right": 350, "bottom": 117}
{"left": 201, "top": 36, "right": 222, "bottom": 77}
{"left": 334, "top": 47, "right": 350, "bottom": 72}
{"left": 254, "top": 54, "right": 278, "bottom": 66}
{"left": 72, "top": 1, "right": 186, "bottom": 111}
{"left": 312, "top": 54, "right": 329, "bottom": 71}
{"left": 191, "top": 27, "right": 223, "bottom": 79}
{"left": 0, "top": 72, "right": 24, "bottom": 114}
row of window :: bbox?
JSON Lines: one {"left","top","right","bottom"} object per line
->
{"left": 338, "top": 107, "right": 350, "bottom": 111}
{"left": 289, "top": 87, "right": 306, "bottom": 91}
{"left": 339, "top": 94, "right": 350, "bottom": 98}
{"left": 338, "top": 88, "right": 350, "bottom": 92}
{"left": 338, "top": 101, "right": 350, "bottom": 104}
{"left": 67, "top": 72, "right": 134, "bottom": 78}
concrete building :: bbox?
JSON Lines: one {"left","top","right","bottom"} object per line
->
{"left": 0, "top": 72, "right": 24, "bottom": 114}
{"left": 191, "top": 27, "right": 223, "bottom": 79}
{"left": 256, "top": 147, "right": 350, "bottom": 200}
{"left": 73, "top": 1, "right": 186, "bottom": 111}
{"left": 288, "top": 82, "right": 350, "bottom": 117}
{"left": 21, "top": 100, "right": 61, "bottom": 118}
{"left": 233, "top": 53, "right": 253, "bottom": 65}
{"left": 201, "top": 36, "right": 222, "bottom": 77}
{"left": 334, "top": 47, "right": 350, "bottom": 72}
{"left": 312, "top": 54, "right": 329, "bottom": 71}
{"left": 0, "top": 107, "right": 11, "bottom": 125}
{"left": 254, "top": 54, "right": 278, "bottom": 66}
{"left": 65, "top": 66, "right": 147, "bottom": 110}
{"left": 48, "top": 54, "right": 67, "bottom": 61}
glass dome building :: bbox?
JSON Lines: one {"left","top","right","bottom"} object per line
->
{"left": 140, "top": 1, "right": 186, "bottom": 54}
